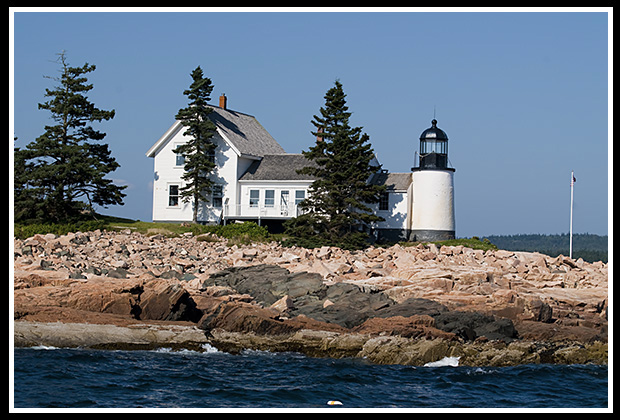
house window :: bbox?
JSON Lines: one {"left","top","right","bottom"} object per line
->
{"left": 212, "top": 185, "right": 223, "bottom": 208}
{"left": 169, "top": 185, "right": 180, "bottom": 207}
{"left": 207, "top": 149, "right": 215, "bottom": 164}
{"left": 295, "top": 190, "right": 305, "bottom": 205}
{"left": 265, "top": 190, "right": 275, "bottom": 207}
{"left": 249, "top": 190, "right": 259, "bottom": 207}
{"left": 175, "top": 152, "right": 185, "bottom": 166}
{"left": 379, "top": 191, "right": 389, "bottom": 211}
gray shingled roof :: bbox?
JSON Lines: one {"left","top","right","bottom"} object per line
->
{"left": 146, "top": 105, "right": 286, "bottom": 159}
{"left": 239, "top": 154, "right": 317, "bottom": 181}
{"left": 240, "top": 156, "right": 412, "bottom": 191}
{"left": 209, "top": 107, "right": 285, "bottom": 157}
{"left": 370, "top": 172, "right": 412, "bottom": 191}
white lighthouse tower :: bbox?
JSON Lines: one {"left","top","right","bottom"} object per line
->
{"left": 410, "top": 119, "right": 456, "bottom": 241}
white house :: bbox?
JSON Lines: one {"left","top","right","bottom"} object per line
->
{"left": 146, "top": 95, "right": 455, "bottom": 241}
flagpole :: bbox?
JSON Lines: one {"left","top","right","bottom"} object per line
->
{"left": 569, "top": 170, "right": 574, "bottom": 259}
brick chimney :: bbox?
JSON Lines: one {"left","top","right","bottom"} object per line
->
{"left": 316, "top": 127, "right": 324, "bottom": 143}
{"left": 219, "top": 93, "right": 227, "bottom": 110}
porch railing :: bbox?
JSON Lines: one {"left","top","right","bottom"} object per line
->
{"left": 223, "top": 204, "right": 305, "bottom": 219}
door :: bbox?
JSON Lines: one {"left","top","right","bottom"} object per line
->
{"left": 280, "top": 190, "right": 290, "bottom": 216}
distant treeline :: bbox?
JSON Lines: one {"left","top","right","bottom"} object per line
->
{"left": 485, "top": 233, "right": 608, "bottom": 263}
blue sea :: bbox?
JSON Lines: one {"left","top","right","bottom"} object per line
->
{"left": 12, "top": 346, "right": 609, "bottom": 410}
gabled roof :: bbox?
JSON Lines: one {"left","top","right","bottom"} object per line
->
{"left": 146, "top": 105, "right": 285, "bottom": 158}
{"left": 239, "top": 154, "right": 317, "bottom": 181}
{"left": 369, "top": 172, "right": 412, "bottom": 192}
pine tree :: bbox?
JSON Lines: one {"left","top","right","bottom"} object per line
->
{"left": 173, "top": 66, "right": 217, "bottom": 223}
{"left": 14, "top": 52, "right": 125, "bottom": 222}
{"left": 290, "top": 80, "right": 385, "bottom": 248}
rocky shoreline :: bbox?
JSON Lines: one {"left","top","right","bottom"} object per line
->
{"left": 13, "top": 229, "right": 608, "bottom": 366}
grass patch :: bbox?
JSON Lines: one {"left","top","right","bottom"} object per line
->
{"left": 15, "top": 215, "right": 497, "bottom": 254}
{"left": 399, "top": 236, "right": 498, "bottom": 252}
{"left": 104, "top": 218, "right": 271, "bottom": 245}
{"left": 14, "top": 215, "right": 272, "bottom": 246}
{"left": 14, "top": 220, "right": 108, "bottom": 239}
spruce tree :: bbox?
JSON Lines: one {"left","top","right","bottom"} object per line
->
{"left": 291, "top": 80, "right": 385, "bottom": 248}
{"left": 173, "top": 66, "right": 217, "bottom": 223}
{"left": 14, "top": 52, "right": 125, "bottom": 222}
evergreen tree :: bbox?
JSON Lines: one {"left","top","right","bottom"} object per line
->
{"left": 289, "top": 80, "right": 385, "bottom": 248}
{"left": 173, "top": 66, "right": 217, "bottom": 223}
{"left": 14, "top": 52, "right": 125, "bottom": 222}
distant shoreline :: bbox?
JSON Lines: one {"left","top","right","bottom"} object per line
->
{"left": 484, "top": 233, "right": 608, "bottom": 263}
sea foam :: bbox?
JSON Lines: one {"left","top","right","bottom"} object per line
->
{"left": 423, "top": 356, "right": 460, "bottom": 367}
{"left": 30, "top": 345, "right": 59, "bottom": 350}
{"left": 153, "top": 343, "right": 220, "bottom": 354}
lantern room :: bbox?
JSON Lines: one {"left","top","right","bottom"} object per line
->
{"left": 415, "top": 119, "right": 451, "bottom": 170}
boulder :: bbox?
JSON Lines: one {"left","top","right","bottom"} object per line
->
{"left": 288, "top": 282, "right": 392, "bottom": 329}
{"left": 138, "top": 279, "right": 202, "bottom": 322}
{"left": 270, "top": 295, "right": 294, "bottom": 313}
{"left": 433, "top": 311, "right": 518, "bottom": 342}
{"left": 526, "top": 299, "right": 553, "bottom": 323}
{"left": 14, "top": 320, "right": 209, "bottom": 349}
{"left": 54, "top": 276, "right": 142, "bottom": 317}
{"left": 205, "top": 265, "right": 325, "bottom": 307}
{"left": 359, "top": 336, "right": 459, "bottom": 366}
{"left": 198, "top": 301, "right": 297, "bottom": 336}
{"left": 375, "top": 297, "right": 447, "bottom": 318}
{"left": 353, "top": 315, "right": 456, "bottom": 340}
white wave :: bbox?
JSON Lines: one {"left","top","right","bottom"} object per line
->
{"left": 200, "top": 343, "right": 220, "bottom": 353}
{"left": 241, "top": 348, "right": 276, "bottom": 356}
{"left": 469, "top": 366, "right": 497, "bottom": 375}
{"left": 424, "top": 356, "right": 460, "bottom": 367}
{"left": 153, "top": 343, "right": 221, "bottom": 354}
{"left": 29, "top": 345, "right": 59, "bottom": 350}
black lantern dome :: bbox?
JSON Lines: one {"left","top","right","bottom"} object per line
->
{"left": 420, "top": 119, "right": 448, "bottom": 141}
{"left": 414, "top": 119, "right": 453, "bottom": 171}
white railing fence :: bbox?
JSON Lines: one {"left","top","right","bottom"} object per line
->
{"left": 223, "top": 204, "right": 306, "bottom": 219}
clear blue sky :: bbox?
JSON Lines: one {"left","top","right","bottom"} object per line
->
{"left": 11, "top": 9, "right": 611, "bottom": 237}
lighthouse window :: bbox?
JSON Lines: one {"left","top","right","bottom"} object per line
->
{"left": 421, "top": 140, "right": 446, "bottom": 155}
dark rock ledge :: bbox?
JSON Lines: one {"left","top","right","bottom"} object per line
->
{"left": 14, "top": 264, "right": 607, "bottom": 367}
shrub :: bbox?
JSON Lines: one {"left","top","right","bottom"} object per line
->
{"left": 14, "top": 220, "right": 107, "bottom": 239}
{"left": 281, "top": 231, "right": 369, "bottom": 251}
{"left": 398, "top": 237, "right": 499, "bottom": 252}
{"left": 191, "top": 222, "right": 271, "bottom": 245}
{"left": 217, "top": 222, "right": 269, "bottom": 241}
{"left": 282, "top": 214, "right": 370, "bottom": 250}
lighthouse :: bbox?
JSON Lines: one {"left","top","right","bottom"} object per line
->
{"left": 410, "top": 119, "right": 456, "bottom": 242}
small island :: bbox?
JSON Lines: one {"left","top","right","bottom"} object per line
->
{"left": 13, "top": 226, "right": 608, "bottom": 367}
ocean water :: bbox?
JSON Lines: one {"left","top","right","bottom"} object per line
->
{"left": 12, "top": 346, "right": 608, "bottom": 410}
